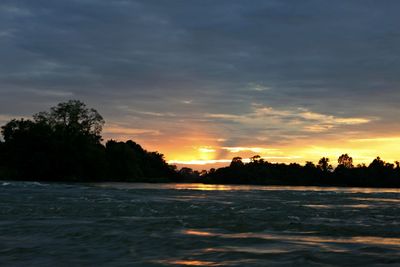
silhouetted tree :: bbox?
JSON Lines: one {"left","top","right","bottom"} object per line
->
{"left": 34, "top": 100, "right": 104, "bottom": 142}
{"left": 230, "top": 157, "right": 244, "bottom": 167}
{"left": 318, "top": 157, "right": 332, "bottom": 172}
{"left": 305, "top": 161, "right": 316, "bottom": 168}
{"left": 105, "top": 140, "right": 177, "bottom": 182}
{"left": 0, "top": 100, "right": 177, "bottom": 182}
{"left": 369, "top": 157, "right": 385, "bottom": 169}
{"left": 250, "top": 155, "right": 262, "bottom": 163}
{"left": 338, "top": 154, "right": 353, "bottom": 168}
{"left": 1, "top": 101, "right": 106, "bottom": 181}
{"left": 105, "top": 140, "right": 143, "bottom": 180}
{"left": 179, "top": 167, "right": 201, "bottom": 182}
{"left": 204, "top": 155, "right": 400, "bottom": 187}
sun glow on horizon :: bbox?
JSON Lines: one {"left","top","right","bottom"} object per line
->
{"left": 163, "top": 136, "right": 400, "bottom": 169}
{"left": 102, "top": 121, "right": 400, "bottom": 170}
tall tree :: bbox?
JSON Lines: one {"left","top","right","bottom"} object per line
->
{"left": 338, "top": 154, "right": 353, "bottom": 168}
{"left": 318, "top": 157, "right": 332, "bottom": 172}
{"left": 34, "top": 100, "right": 104, "bottom": 142}
{"left": 1, "top": 101, "right": 106, "bottom": 180}
{"left": 230, "top": 157, "right": 244, "bottom": 167}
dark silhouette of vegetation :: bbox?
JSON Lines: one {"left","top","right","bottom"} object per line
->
{"left": 105, "top": 140, "right": 177, "bottom": 182}
{"left": 318, "top": 157, "right": 332, "bottom": 172}
{"left": 0, "top": 100, "right": 178, "bottom": 182}
{"left": 1, "top": 100, "right": 400, "bottom": 188}
{"left": 201, "top": 154, "right": 400, "bottom": 188}
{"left": 338, "top": 153, "right": 353, "bottom": 169}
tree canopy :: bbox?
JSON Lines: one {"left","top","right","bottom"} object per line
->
{"left": 203, "top": 155, "right": 400, "bottom": 188}
{"left": 33, "top": 100, "right": 104, "bottom": 141}
{"left": 338, "top": 154, "right": 353, "bottom": 169}
{"left": 0, "top": 100, "right": 177, "bottom": 182}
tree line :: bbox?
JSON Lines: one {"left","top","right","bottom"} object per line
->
{"left": 0, "top": 100, "right": 178, "bottom": 182}
{"left": 1, "top": 100, "right": 399, "bottom": 187}
{"left": 190, "top": 154, "right": 400, "bottom": 188}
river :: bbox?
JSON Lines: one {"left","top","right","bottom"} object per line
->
{"left": 0, "top": 182, "right": 399, "bottom": 266}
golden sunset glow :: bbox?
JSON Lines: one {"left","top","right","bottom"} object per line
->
{"left": 100, "top": 118, "right": 400, "bottom": 170}
{"left": 96, "top": 98, "right": 400, "bottom": 170}
{"left": 157, "top": 136, "right": 400, "bottom": 169}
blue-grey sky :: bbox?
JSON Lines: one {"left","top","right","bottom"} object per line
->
{"left": 1, "top": 0, "right": 400, "bottom": 166}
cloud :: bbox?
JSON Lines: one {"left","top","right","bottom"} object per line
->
{"left": 103, "top": 125, "right": 160, "bottom": 136}
{"left": 206, "top": 104, "right": 371, "bottom": 136}
{"left": 247, "top": 83, "right": 271, "bottom": 92}
{"left": 198, "top": 147, "right": 216, "bottom": 153}
{"left": 222, "top": 147, "right": 278, "bottom": 153}
{"left": 351, "top": 137, "right": 400, "bottom": 143}
{"left": 168, "top": 155, "right": 303, "bottom": 166}
{"left": 25, "top": 89, "right": 74, "bottom": 97}
{"left": 205, "top": 113, "right": 242, "bottom": 120}
{"left": 0, "top": 0, "right": 400, "bottom": 163}
{"left": 252, "top": 105, "right": 371, "bottom": 126}
{"left": 168, "top": 159, "right": 232, "bottom": 165}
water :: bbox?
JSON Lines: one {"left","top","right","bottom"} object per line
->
{"left": 0, "top": 182, "right": 399, "bottom": 266}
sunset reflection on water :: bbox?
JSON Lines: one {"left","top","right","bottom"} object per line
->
{"left": 97, "top": 182, "right": 400, "bottom": 193}
{"left": 182, "top": 229, "right": 400, "bottom": 247}
{"left": 1, "top": 181, "right": 399, "bottom": 266}
{"left": 161, "top": 260, "right": 222, "bottom": 266}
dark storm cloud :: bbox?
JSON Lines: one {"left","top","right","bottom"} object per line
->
{"left": 1, "top": 0, "right": 400, "bottom": 146}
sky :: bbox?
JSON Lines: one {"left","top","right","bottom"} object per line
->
{"left": 1, "top": 0, "right": 400, "bottom": 169}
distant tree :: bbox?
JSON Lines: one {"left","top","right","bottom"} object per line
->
{"left": 357, "top": 163, "right": 367, "bottom": 168}
{"left": 385, "top": 162, "right": 395, "bottom": 169}
{"left": 230, "top": 157, "right": 244, "bottom": 167}
{"left": 179, "top": 167, "right": 200, "bottom": 181}
{"left": 305, "top": 161, "right": 316, "bottom": 168}
{"left": 179, "top": 167, "right": 194, "bottom": 176}
{"left": 369, "top": 157, "right": 385, "bottom": 169}
{"left": 338, "top": 154, "right": 353, "bottom": 168}
{"left": 318, "top": 157, "right": 332, "bottom": 172}
{"left": 250, "top": 155, "right": 261, "bottom": 163}
{"left": 169, "top": 164, "right": 178, "bottom": 172}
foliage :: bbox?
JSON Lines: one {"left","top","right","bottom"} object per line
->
{"left": 203, "top": 155, "right": 400, "bottom": 188}
{"left": 0, "top": 100, "right": 177, "bottom": 182}
{"left": 33, "top": 100, "right": 104, "bottom": 142}
{"left": 338, "top": 154, "right": 353, "bottom": 168}
{"left": 318, "top": 157, "right": 333, "bottom": 172}
{"left": 230, "top": 157, "right": 244, "bottom": 168}
{"left": 105, "top": 140, "right": 178, "bottom": 182}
